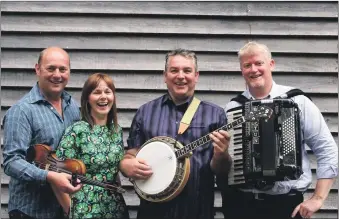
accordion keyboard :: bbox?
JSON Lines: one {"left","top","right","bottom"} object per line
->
{"left": 227, "top": 108, "right": 246, "bottom": 185}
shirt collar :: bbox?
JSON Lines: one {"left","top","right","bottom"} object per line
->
{"left": 162, "top": 93, "right": 194, "bottom": 107}
{"left": 29, "top": 82, "right": 72, "bottom": 104}
{"left": 243, "top": 80, "right": 277, "bottom": 100}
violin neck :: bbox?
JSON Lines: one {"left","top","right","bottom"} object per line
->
{"left": 32, "top": 155, "right": 124, "bottom": 193}
{"left": 49, "top": 165, "right": 122, "bottom": 192}
{"left": 77, "top": 175, "right": 108, "bottom": 188}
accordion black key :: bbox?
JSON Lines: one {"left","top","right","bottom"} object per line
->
{"left": 227, "top": 99, "right": 303, "bottom": 189}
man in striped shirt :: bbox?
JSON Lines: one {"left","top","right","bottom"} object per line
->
{"left": 3, "top": 47, "right": 81, "bottom": 219}
{"left": 120, "top": 49, "right": 232, "bottom": 219}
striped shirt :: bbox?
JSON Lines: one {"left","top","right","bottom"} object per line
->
{"left": 127, "top": 93, "right": 227, "bottom": 219}
{"left": 3, "top": 83, "right": 80, "bottom": 219}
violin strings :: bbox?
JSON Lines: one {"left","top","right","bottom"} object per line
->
{"left": 33, "top": 161, "right": 121, "bottom": 191}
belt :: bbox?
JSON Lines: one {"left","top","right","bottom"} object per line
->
{"left": 241, "top": 189, "right": 302, "bottom": 201}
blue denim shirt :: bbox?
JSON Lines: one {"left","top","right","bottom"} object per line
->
{"left": 225, "top": 81, "right": 338, "bottom": 195}
{"left": 3, "top": 83, "right": 80, "bottom": 219}
{"left": 127, "top": 93, "right": 227, "bottom": 219}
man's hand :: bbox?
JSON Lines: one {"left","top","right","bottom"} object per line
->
{"left": 291, "top": 195, "right": 324, "bottom": 218}
{"left": 209, "top": 130, "right": 231, "bottom": 157}
{"left": 210, "top": 130, "right": 232, "bottom": 174}
{"left": 47, "top": 171, "right": 82, "bottom": 194}
{"left": 120, "top": 157, "right": 153, "bottom": 180}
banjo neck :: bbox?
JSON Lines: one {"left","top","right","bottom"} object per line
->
{"left": 175, "top": 116, "right": 245, "bottom": 159}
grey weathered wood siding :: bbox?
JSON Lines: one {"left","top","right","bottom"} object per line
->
{"left": 1, "top": 2, "right": 338, "bottom": 219}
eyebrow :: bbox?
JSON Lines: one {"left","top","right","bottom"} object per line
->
{"left": 94, "top": 87, "right": 112, "bottom": 90}
{"left": 169, "top": 67, "right": 192, "bottom": 70}
{"left": 46, "top": 65, "right": 68, "bottom": 69}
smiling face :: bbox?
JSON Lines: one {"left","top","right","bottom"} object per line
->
{"left": 35, "top": 47, "right": 70, "bottom": 100}
{"left": 164, "top": 55, "right": 199, "bottom": 104}
{"left": 239, "top": 47, "right": 275, "bottom": 98}
{"left": 88, "top": 80, "right": 114, "bottom": 122}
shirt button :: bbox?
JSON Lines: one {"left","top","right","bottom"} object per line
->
{"left": 50, "top": 107, "right": 53, "bottom": 110}
{"left": 176, "top": 121, "right": 178, "bottom": 124}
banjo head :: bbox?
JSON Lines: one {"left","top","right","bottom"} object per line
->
{"left": 135, "top": 137, "right": 179, "bottom": 195}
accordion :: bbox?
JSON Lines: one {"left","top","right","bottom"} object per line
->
{"left": 227, "top": 99, "right": 303, "bottom": 189}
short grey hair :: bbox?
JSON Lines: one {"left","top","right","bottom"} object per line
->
{"left": 238, "top": 41, "right": 272, "bottom": 60}
{"left": 164, "top": 48, "right": 198, "bottom": 72}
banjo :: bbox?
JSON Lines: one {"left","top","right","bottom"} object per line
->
{"left": 134, "top": 104, "right": 273, "bottom": 202}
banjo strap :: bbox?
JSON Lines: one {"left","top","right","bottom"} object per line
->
{"left": 178, "top": 97, "right": 201, "bottom": 135}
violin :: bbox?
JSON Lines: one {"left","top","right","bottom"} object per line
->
{"left": 26, "top": 144, "right": 125, "bottom": 193}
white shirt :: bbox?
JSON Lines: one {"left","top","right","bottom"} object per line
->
{"left": 225, "top": 81, "right": 338, "bottom": 195}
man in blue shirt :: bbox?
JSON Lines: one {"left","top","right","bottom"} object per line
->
{"left": 3, "top": 47, "right": 81, "bottom": 219}
{"left": 222, "top": 41, "right": 338, "bottom": 219}
{"left": 120, "top": 49, "right": 232, "bottom": 219}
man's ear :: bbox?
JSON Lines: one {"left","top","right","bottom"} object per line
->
{"left": 195, "top": 71, "right": 199, "bottom": 82}
{"left": 163, "top": 70, "right": 167, "bottom": 83}
{"left": 35, "top": 63, "right": 40, "bottom": 76}
{"left": 270, "top": 59, "right": 275, "bottom": 71}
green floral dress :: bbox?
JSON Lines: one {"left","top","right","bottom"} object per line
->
{"left": 56, "top": 121, "right": 128, "bottom": 219}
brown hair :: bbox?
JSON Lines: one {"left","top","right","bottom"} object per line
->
{"left": 80, "top": 73, "right": 118, "bottom": 132}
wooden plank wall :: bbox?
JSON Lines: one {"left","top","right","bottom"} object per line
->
{"left": 1, "top": 2, "right": 338, "bottom": 219}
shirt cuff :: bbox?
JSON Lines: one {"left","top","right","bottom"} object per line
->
{"left": 36, "top": 169, "right": 49, "bottom": 185}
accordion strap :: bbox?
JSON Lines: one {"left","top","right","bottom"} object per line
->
{"left": 276, "top": 88, "right": 312, "bottom": 101}
{"left": 230, "top": 94, "right": 249, "bottom": 105}
{"left": 230, "top": 88, "right": 312, "bottom": 106}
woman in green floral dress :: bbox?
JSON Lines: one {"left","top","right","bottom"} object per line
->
{"left": 56, "top": 73, "right": 129, "bottom": 219}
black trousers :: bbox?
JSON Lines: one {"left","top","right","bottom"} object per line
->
{"left": 222, "top": 189, "right": 304, "bottom": 219}
{"left": 9, "top": 209, "right": 67, "bottom": 219}
{"left": 9, "top": 210, "right": 35, "bottom": 219}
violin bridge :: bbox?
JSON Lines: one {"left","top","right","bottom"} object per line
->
{"left": 45, "top": 163, "right": 50, "bottom": 170}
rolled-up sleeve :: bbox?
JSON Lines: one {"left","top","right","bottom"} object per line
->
{"left": 301, "top": 97, "right": 338, "bottom": 179}
{"left": 3, "top": 105, "right": 48, "bottom": 183}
